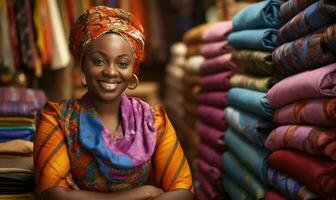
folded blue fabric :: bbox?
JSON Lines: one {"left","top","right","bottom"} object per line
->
{"left": 228, "top": 87, "right": 273, "bottom": 120}
{"left": 233, "top": 0, "right": 282, "bottom": 31}
{"left": 225, "top": 129, "right": 270, "bottom": 183}
{"left": 222, "top": 174, "right": 253, "bottom": 200}
{"left": 0, "top": 130, "right": 34, "bottom": 142}
{"left": 222, "top": 151, "right": 269, "bottom": 199}
{"left": 228, "top": 29, "right": 279, "bottom": 51}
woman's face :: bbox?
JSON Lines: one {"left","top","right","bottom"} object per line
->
{"left": 82, "top": 33, "right": 134, "bottom": 102}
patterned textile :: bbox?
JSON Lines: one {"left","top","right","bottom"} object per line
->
{"left": 232, "top": 50, "right": 276, "bottom": 77}
{"left": 225, "top": 129, "right": 269, "bottom": 183}
{"left": 196, "top": 122, "right": 226, "bottom": 152}
{"left": 197, "top": 105, "right": 227, "bottom": 131}
{"left": 198, "top": 142, "right": 222, "bottom": 169}
{"left": 278, "top": 0, "right": 336, "bottom": 44}
{"left": 0, "top": 87, "right": 47, "bottom": 117}
{"left": 222, "top": 152, "right": 269, "bottom": 200}
{"left": 202, "top": 21, "right": 233, "bottom": 43}
{"left": 232, "top": 0, "right": 282, "bottom": 31}
{"left": 196, "top": 173, "right": 224, "bottom": 200}
{"left": 228, "top": 88, "right": 273, "bottom": 120}
{"left": 225, "top": 107, "right": 274, "bottom": 147}
{"left": 280, "top": 0, "right": 319, "bottom": 23}
{"left": 321, "top": 24, "right": 336, "bottom": 57}
{"left": 200, "top": 54, "right": 237, "bottom": 75}
{"left": 183, "top": 23, "right": 214, "bottom": 45}
{"left": 273, "top": 26, "right": 336, "bottom": 76}
{"left": 201, "top": 40, "right": 233, "bottom": 59}
{"left": 229, "top": 74, "right": 280, "bottom": 92}
{"left": 273, "top": 98, "right": 336, "bottom": 127}
{"left": 267, "top": 168, "right": 319, "bottom": 200}
{"left": 267, "top": 63, "right": 336, "bottom": 108}
{"left": 34, "top": 96, "right": 193, "bottom": 194}
{"left": 265, "top": 125, "right": 336, "bottom": 161}
{"left": 185, "top": 56, "right": 203, "bottom": 75}
{"left": 222, "top": 175, "right": 253, "bottom": 200}
{"left": 196, "top": 159, "right": 223, "bottom": 191}
{"left": 69, "top": 6, "right": 145, "bottom": 70}
{"left": 265, "top": 190, "right": 287, "bottom": 200}
{"left": 267, "top": 149, "right": 336, "bottom": 199}
{"left": 199, "top": 91, "right": 228, "bottom": 109}
{"left": 227, "top": 29, "right": 278, "bottom": 51}
{"left": 200, "top": 71, "right": 234, "bottom": 92}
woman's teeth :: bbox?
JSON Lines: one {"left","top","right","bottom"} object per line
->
{"left": 99, "top": 81, "right": 118, "bottom": 91}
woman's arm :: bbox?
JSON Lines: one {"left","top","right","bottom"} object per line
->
{"left": 154, "top": 189, "right": 194, "bottom": 200}
{"left": 40, "top": 185, "right": 164, "bottom": 200}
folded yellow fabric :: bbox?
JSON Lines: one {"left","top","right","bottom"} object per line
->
{"left": 0, "top": 140, "right": 33, "bottom": 155}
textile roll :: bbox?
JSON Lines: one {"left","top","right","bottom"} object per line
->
{"left": 224, "top": 107, "right": 274, "bottom": 147}
{"left": 202, "top": 21, "right": 233, "bottom": 43}
{"left": 265, "top": 190, "right": 288, "bottom": 200}
{"left": 273, "top": 26, "right": 336, "bottom": 76}
{"left": 198, "top": 105, "right": 227, "bottom": 131}
{"left": 228, "top": 88, "right": 273, "bottom": 120}
{"left": 196, "top": 173, "right": 224, "bottom": 200}
{"left": 280, "top": 0, "right": 319, "bottom": 23}
{"left": 196, "top": 159, "right": 223, "bottom": 191}
{"left": 232, "top": 0, "right": 282, "bottom": 31}
{"left": 321, "top": 24, "right": 336, "bottom": 57}
{"left": 227, "top": 29, "right": 278, "bottom": 51}
{"left": 199, "top": 91, "right": 228, "bottom": 109}
{"left": 196, "top": 122, "right": 226, "bottom": 152}
{"left": 183, "top": 23, "right": 214, "bottom": 45}
{"left": 265, "top": 125, "right": 336, "bottom": 161}
{"left": 267, "top": 168, "right": 319, "bottom": 199}
{"left": 222, "top": 152, "right": 269, "bottom": 200}
{"left": 200, "top": 40, "right": 233, "bottom": 59}
{"left": 185, "top": 56, "right": 204, "bottom": 74}
{"left": 200, "top": 71, "right": 234, "bottom": 92}
{"left": 267, "top": 149, "right": 336, "bottom": 199}
{"left": 198, "top": 142, "right": 223, "bottom": 169}
{"left": 267, "top": 63, "right": 336, "bottom": 108}
{"left": 232, "top": 49, "right": 276, "bottom": 77}
{"left": 222, "top": 174, "right": 252, "bottom": 200}
{"left": 229, "top": 74, "right": 280, "bottom": 92}
{"left": 273, "top": 98, "right": 336, "bottom": 127}
{"left": 225, "top": 129, "right": 269, "bottom": 182}
{"left": 278, "top": 0, "right": 336, "bottom": 44}
{"left": 200, "top": 54, "right": 237, "bottom": 75}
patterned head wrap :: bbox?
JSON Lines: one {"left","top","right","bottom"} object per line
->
{"left": 69, "top": 6, "right": 145, "bottom": 69}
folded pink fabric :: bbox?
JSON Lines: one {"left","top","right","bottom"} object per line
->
{"left": 202, "top": 21, "right": 233, "bottom": 43}
{"left": 200, "top": 71, "right": 234, "bottom": 92}
{"left": 199, "top": 91, "right": 228, "bottom": 109}
{"left": 196, "top": 185, "right": 208, "bottom": 200}
{"left": 198, "top": 105, "right": 227, "bottom": 130}
{"left": 267, "top": 63, "right": 336, "bottom": 108}
{"left": 200, "top": 54, "right": 237, "bottom": 75}
{"left": 197, "top": 159, "right": 223, "bottom": 191}
{"left": 201, "top": 40, "right": 233, "bottom": 59}
{"left": 265, "top": 125, "right": 336, "bottom": 161}
{"left": 273, "top": 98, "right": 336, "bottom": 127}
{"left": 198, "top": 142, "right": 223, "bottom": 169}
{"left": 197, "top": 122, "right": 226, "bottom": 152}
{"left": 196, "top": 172, "right": 224, "bottom": 200}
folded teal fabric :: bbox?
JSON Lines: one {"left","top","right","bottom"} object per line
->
{"left": 224, "top": 107, "right": 274, "bottom": 147}
{"left": 233, "top": 0, "right": 282, "bottom": 31}
{"left": 228, "top": 29, "right": 278, "bottom": 51}
{"left": 228, "top": 88, "right": 273, "bottom": 120}
{"left": 222, "top": 152, "right": 269, "bottom": 199}
{"left": 225, "top": 129, "right": 270, "bottom": 183}
{"left": 223, "top": 174, "right": 253, "bottom": 200}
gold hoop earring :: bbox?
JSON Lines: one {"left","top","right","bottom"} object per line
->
{"left": 81, "top": 75, "right": 87, "bottom": 87}
{"left": 128, "top": 74, "right": 139, "bottom": 90}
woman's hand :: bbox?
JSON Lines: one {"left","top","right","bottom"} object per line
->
{"left": 139, "top": 185, "right": 164, "bottom": 199}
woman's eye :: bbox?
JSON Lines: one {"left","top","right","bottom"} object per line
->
{"left": 93, "top": 59, "right": 105, "bottom": 66}
{"left": 118, "top": 62, "right": 129, "bottom": 68}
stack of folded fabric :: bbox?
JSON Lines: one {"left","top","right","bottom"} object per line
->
{"left": 0, "top": 87, "right": 47, "bottom": 199}
{"left": 221, "top": 0, "right": 284, "bottom": 199}
{"left": 261, "top": 0, "right": 336, "bottom": 199}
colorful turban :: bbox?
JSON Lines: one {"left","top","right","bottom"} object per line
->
{"left": 69, "top": 6, "right": 145, "bottom": 68}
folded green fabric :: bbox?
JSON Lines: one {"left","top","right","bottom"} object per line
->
{"left": 223, "top": 174, "right": 253, "bottom": 200}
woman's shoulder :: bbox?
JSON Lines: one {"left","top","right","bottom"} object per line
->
{"left": 39, "top": 99, "right": 81, "bottom": 118}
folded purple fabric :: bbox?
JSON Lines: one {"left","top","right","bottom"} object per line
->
{"left": 201, "top": 40, "right": 233, "bottom": 59}
{"left": 198, "top": 142, "right": 223, "bottom": 169}
{"left": 196, "top": 122, "right": 226, "bottom": 152}
{"left": 274, "top": 98, "right": 336, "bottom": 127}
{"left": 200, "top": 54, "right": 237, "bottom": 75}
{"left": 197, "top": 159, "right": 223, "bottom": 191}
{"left": 265, "top": 125, "right": 336, "bottom": 160}
{"left": 200, "top": 71, "right": 234, "bottom": 92}
{"left": 199, "top": 91, "right": 228, "bottom": 109}
{"left": 0, "top": 130, "right": 33, "bottom": 142}
{"left": 267, "top": 63, "right": 336, "bottom": 108}
{"left": 198, "top": 105, "right": 227, "bottom": 130}
{"left": 202, "top": 21, "right": 233, "bottom": 43}
{"left": 196, "top": 172, "right": 224, "bottom": 200}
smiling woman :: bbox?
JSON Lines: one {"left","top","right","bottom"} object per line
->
{"left": 33, "top": 6, "right": 194, "bottom": 200}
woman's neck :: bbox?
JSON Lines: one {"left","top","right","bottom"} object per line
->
{"left": 87, "top": 93, "right": 121, "bottom": 117}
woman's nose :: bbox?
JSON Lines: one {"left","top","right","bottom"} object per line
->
{"left": 102, "top": 63, "right": 118, "bottom": 76}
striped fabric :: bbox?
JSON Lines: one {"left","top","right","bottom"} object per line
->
{"left": 280, "top": 0, "right": 319, "bottom": 23}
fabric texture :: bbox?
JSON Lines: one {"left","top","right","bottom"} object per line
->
{"left": 201, "top": 21, "right": 233, "bottom": 43}
{"left": 222, "top": 175, "right": 253, "bottom": 200}
{"left": 200, "top": 54, "right": 237, "bottom": 75}
{"left": 199, "top": 91, "right": 228, "bottom": 109}
{"left": 228, "top": 29, "right": 278, "bottom": 51}
{"left": 196, "top": 159, "right": 223, "bottom": 192}
{"left": 224, "top": 107, "right": 274, "bottom": 147}
{"left": 0, "top": 130, "right": 33, "bottom": 142}
{"left": 267, "top": 63, "right": 336, "bottom": 108}
{"left": 196, "top": 173, "right": 224, "bottom": 200}
{"left": 200, "top": 40, "right": 233, "bottom": 59}
{"left": 197, "top": 105, "right": 227, "bottom": 131}
{"left": 200, "top": 71, "right": 234, "bottom": 92}
{"left": 0, "top": 140, "right": 33, "bottom": 155}
{"left": 265, "top": 190, "right": 287, "bottom": 200}
{"left": 34, "top": 96, "right": 193, "bottom": 194}
{"left": 196, "top": 122, "right": 226, "bottom": 152}
{"left": 229, "top": 74, "right": 280, "bottom": 92}
{"left": 228, "top": 88, "right": 273, "bottom": 120}
{"left": 321, "top": 24, "right": 336, "bottom": 57}
{"left": 197, "top": 142, "right": 222, "bottom": 169}
{"left": 280, "top": 0, "right": 319, "bottom": 23}
{"left": 232, "top": 0, "right": 282, "bottom": 31}
{"left": 267, "top": 149, "right": 336, "bottom": 199}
